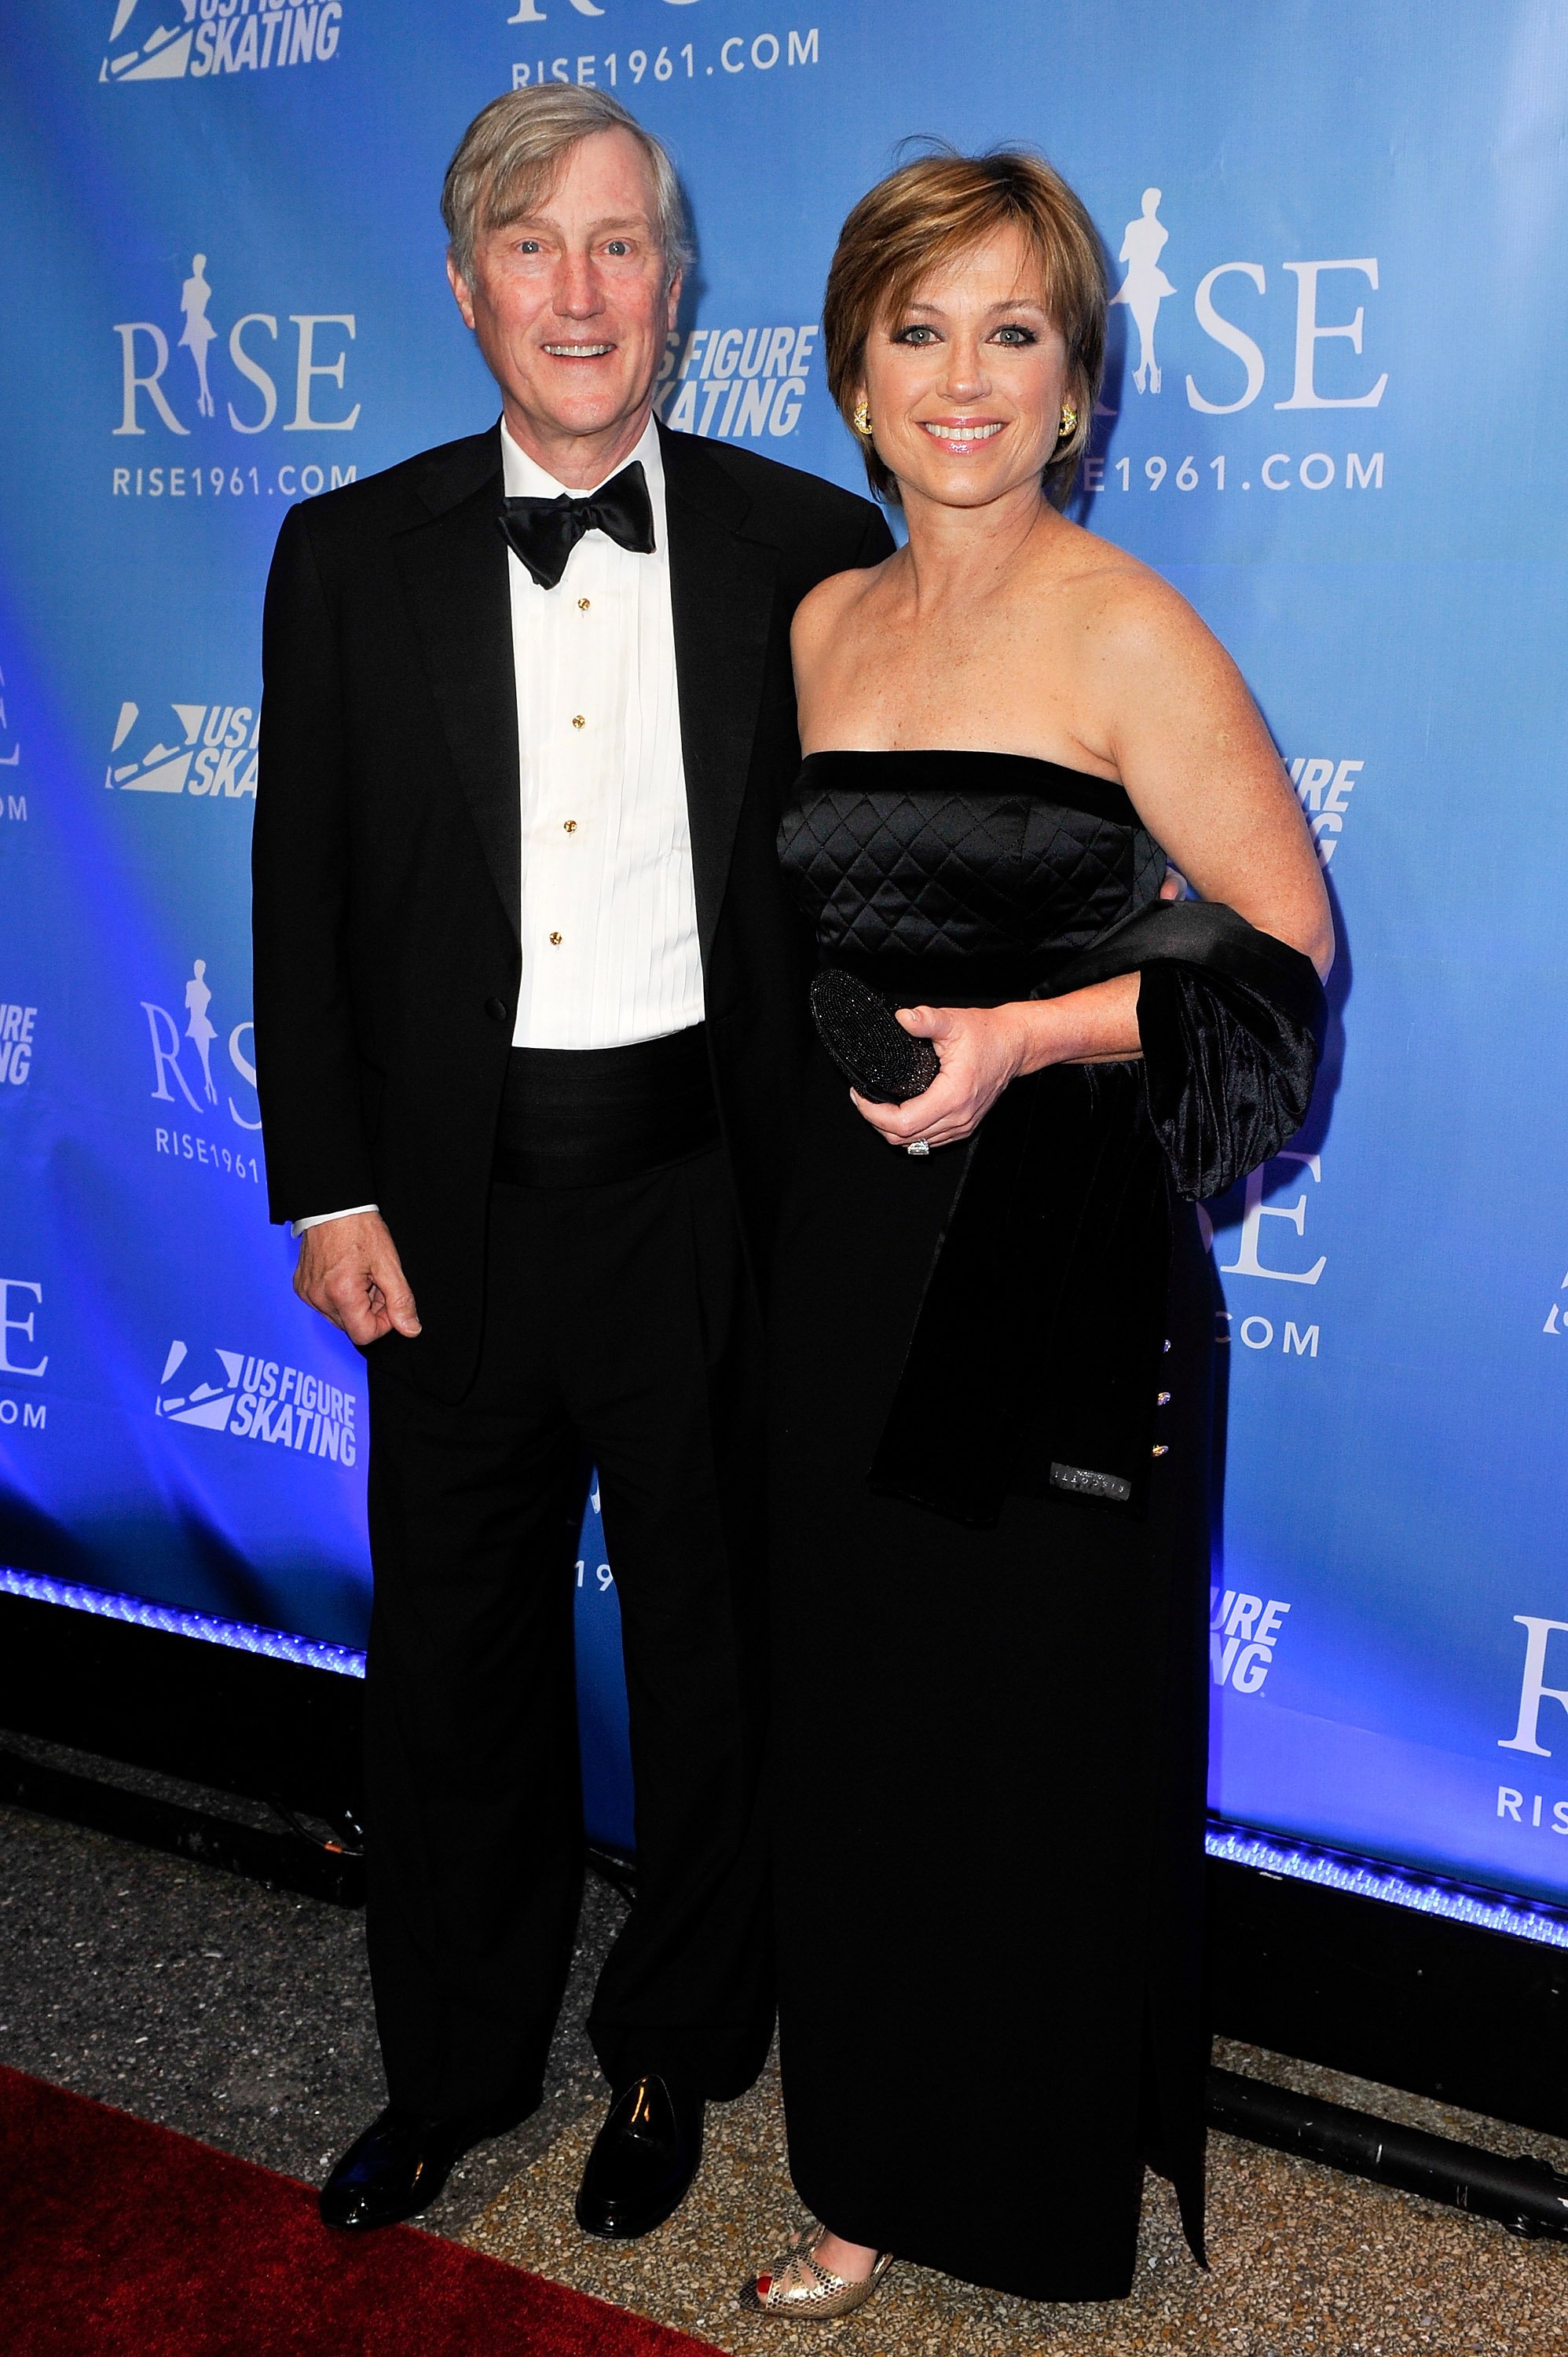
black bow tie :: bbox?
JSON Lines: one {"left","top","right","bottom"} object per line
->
{"left": 498, "top": 460, "right": 656, "bottom": 590}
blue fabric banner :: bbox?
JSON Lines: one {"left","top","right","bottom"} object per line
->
{"left": 1, "top": 0, "right": 1566, "bottom": 1887}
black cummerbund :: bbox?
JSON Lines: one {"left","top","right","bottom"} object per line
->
{"left": 493, "top": 1025, "right": 719, "bottom": 1189}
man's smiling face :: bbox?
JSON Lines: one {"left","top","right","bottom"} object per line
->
{"left": 448, "top": 125, "right": 680, "bottom": 486}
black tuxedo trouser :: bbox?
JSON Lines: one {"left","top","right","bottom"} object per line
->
{"left": 362, "top": 1149, "right": 771, "bottom": 2121}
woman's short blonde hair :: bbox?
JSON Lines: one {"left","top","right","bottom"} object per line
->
{"left": 823, "top": 148, "right": 1107, "bottom": 509}
{"left": 441, "top": 85, "right": 691, "bottom": 291}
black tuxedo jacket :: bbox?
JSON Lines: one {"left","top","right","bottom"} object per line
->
{"left": 252, "top": 421, "right": 892, "bottom": 1399}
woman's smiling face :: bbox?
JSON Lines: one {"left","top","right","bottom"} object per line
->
{"left": 858, "top": 224, "right": 1071, "bottom": 512}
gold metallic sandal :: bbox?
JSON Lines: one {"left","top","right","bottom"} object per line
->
{"left": 740, "top": 2221, "right": 893, "bottom": 2319}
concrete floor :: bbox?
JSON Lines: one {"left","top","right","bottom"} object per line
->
{"left": 4, "top": 1790, "right": 1568, "bottom": 2352}
{"left": 0, "top": 1787, "right": 618, "bottom": 2235}
{"left": 469, "top": 2049, "right": 1568, "bottom": 2355}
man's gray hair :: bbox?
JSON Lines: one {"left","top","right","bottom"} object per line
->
{"left": 441, "top": 86, "right": 691, "bottom": 288}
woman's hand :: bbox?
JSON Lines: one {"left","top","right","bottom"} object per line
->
{"left": 849, "top": 974, "right": 1149, "bottom": 1150}
{"left": 850, "top": 1004, "right": 1032, "bottom": 1150}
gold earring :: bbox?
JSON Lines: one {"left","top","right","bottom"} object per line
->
{"left": 852, "top": 398, "right": 873, "bottom": 438}
{"left": 1057, "top": 404, "right": 1079, "bottom": 440}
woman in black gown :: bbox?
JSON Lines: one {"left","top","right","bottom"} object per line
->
{"left": 744, "top": 152, "right": 1333, "bottom": 2317}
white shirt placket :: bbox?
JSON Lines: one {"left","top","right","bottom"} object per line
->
{"left": 503, "top": 415, "right": 702, "bottom": 1053}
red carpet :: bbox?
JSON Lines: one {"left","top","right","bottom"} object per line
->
{"left": 0, "top": 2063, "right": 722, "bottom": 2355}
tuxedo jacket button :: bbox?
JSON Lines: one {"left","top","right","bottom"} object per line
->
{"left": 484, "top": 996, "right": 508, "bottom": 1023}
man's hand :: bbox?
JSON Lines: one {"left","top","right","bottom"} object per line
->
{"left": 294, "top": 1211, "right": 421, "bottom": 1345}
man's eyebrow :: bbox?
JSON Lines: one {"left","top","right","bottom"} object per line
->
{"left": 500, "top": 211, "right": 653, "bottom": 236}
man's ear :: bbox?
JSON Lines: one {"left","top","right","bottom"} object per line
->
{"left": 446, "top": 254, "right": 478, "bottom": 332}
{"left": 665, "top": 270, "right": 683, "bottom": 334}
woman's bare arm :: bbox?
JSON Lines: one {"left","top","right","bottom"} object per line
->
{"left": 851, "top": 566, "right": 1332, "bottom": 1152}
{"left": 1081, "top": 567, "right": 1332, "bottom": 977}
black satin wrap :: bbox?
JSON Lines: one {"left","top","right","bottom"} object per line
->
{"left": 866, "top": 898, "right": 1327, "bottom": 1528}
{"left": 1044, "top": 895, "right": 1327, "bottom": 1203}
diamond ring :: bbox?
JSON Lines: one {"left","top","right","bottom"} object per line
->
{"left": 907, "top": 1139, "right": 930, "bottom": 1158}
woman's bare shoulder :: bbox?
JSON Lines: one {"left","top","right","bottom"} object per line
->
{"left": 1043, "top": 514, "right": 1181, "bottom": 608}
{"left": 792, "top": 552, "right": 895, "bottom": 650}
{"left": 1044, "top": 516, "right": 1226, "bottom": 669}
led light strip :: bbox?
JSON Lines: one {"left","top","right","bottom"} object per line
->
{"left": 5, "top": 1564, "right": 1567, "bottom": 1945}
{"left": 1207, "top": 1817, "right": 1568, "bottom": 1951}
{"left": 0, "top": 1566, "right": 365, "bottom": 1679}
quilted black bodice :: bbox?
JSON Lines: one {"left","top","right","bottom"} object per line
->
{"left": 779, "top": 750, "right": 1166, "bottom": 973}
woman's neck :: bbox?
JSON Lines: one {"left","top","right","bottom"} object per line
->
{"left": 896, "top": 477, "right": 1059, "bottom": 610}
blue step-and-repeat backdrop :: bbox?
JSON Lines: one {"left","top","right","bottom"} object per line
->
{"left": 1, "top": 1, "right": 1566, "bottom": 1890}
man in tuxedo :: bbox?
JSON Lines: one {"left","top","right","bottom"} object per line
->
{"left": 252, "top": 85, "right": 890, "bottom": 2234}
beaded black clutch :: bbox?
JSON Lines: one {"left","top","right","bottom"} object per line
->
{"left": 809, "top": 968, "right": 940, "bottom": 1105}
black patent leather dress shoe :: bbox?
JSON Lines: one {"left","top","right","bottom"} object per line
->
{"left": 319, "top": 2095, "right": 528, "bottom": 2231}
{"left": 574, "top": 2073, "right": 704, "bottom": 2240}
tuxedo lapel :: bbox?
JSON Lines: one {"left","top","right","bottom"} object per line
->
{"left": 661, "top": 424, "right": 779, "bottom": 960}
{"left": 393, "top": 433, "right": 519, "bottom": 940}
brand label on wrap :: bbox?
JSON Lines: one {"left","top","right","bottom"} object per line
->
{"left": 1050, "top": 1462, "right": 1133, "bottom": 1504}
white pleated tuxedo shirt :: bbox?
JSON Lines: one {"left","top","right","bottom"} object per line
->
{"left": 500, "top": 412, "right": 702, "bottom": 1050}
{"left": 293, "top": 412, "right": 702, "bottom": 1235}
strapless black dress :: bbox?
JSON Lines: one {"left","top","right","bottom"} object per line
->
{"left": 767, "top": 751, "right": 1324, "bottom": 2301}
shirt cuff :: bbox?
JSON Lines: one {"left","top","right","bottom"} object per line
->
{"left": 290, "top": 1204, "right": 379, "bottom": 1239}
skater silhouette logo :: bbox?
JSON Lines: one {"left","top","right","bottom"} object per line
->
{"left": 179, "top": 256, "right": 217, "bottom": 419}
{"left": 141, "top": 957, "right": 260, "bottom": 1129}
{"left": 1112, "top": 189, "right": 1175, "bottom": 394}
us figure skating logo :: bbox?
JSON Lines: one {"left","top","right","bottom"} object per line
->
{"left": 107, "top": 698, "right": 258, "bottom": 801}
{"left": 100, "top": 0, "right": 195, "bottom": 80}
{"left": 100, "top": 0, "right": 345, "bottom": 85}
{"left": 654, "top": 324, "right": 820, "bottom": 443}
{"left": 156, "top": 1340, "right": 245, "bottom": 1428}
{"left": 157, "top": 1339, "right": 360, "bottom": 1461}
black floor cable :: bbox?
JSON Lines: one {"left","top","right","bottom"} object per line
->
{"left": 1208, "top": 2066, "right": 1568, "bottom": 2240}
